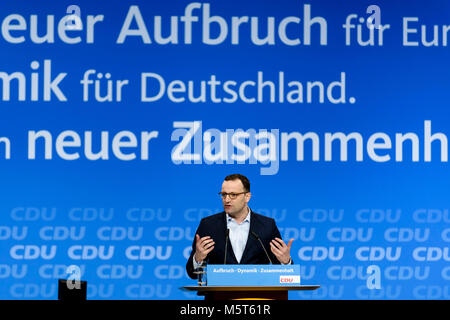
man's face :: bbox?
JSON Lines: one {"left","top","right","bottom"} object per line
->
{"left": 221, "top": 179, "right": 251, "bottom": 217}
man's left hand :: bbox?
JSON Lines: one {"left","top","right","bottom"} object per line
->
{"left": 270, "top": 237, "right": 293, "bottom": 264}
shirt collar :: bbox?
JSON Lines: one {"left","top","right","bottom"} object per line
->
{"left": 227, "top": 207, "right": 251, "bottom": 224}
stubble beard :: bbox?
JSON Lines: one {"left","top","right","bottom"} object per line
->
{"left": 225, "top": 202, "right": 247, "bottom": 220}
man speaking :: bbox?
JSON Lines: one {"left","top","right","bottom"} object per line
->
{"left": 186, "top": 174, "right": 293, "bottom": 279}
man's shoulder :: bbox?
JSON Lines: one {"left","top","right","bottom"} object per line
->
{"left": 200, "top": 211, "right": 225, "bottom": 224}
{"left": 251, "top": 211, "right": 276, "bottom": 224}
{"left": 199, "top": 211, "right": 275, "bottom": 224}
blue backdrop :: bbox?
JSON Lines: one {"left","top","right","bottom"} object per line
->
{"left": 0, "top": 0, "right": 449, "bottom": 300}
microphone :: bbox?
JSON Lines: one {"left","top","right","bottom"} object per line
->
{"left": 251, "top": 231, "right": 273, "bottom": 264}
{"left": 224, "top": 229, "right": 230, "bottom": 264}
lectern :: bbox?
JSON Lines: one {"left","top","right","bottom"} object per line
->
{"left": 181, "top": 285, "right": 320, "bottom": 300}
{"left": 181, "top": 264, "right": 319, "bottom": 300}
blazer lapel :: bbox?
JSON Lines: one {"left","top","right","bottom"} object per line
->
{"left": 221, "top": 212, "right": 238, "bottom": 264}
{"left": 239, "top": 211, "right": 258, "bottom": 264}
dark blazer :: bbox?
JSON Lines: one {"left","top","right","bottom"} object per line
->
{"left": 186, "top": 210, "right": 285, "bottom": 279}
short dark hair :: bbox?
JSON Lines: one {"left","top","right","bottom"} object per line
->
{"left": 224, "top": 174, "right": 250, "bottom": 192}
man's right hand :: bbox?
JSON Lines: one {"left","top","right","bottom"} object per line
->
{"left": 194, "top": 234, "right": 215, "bottom": 263}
